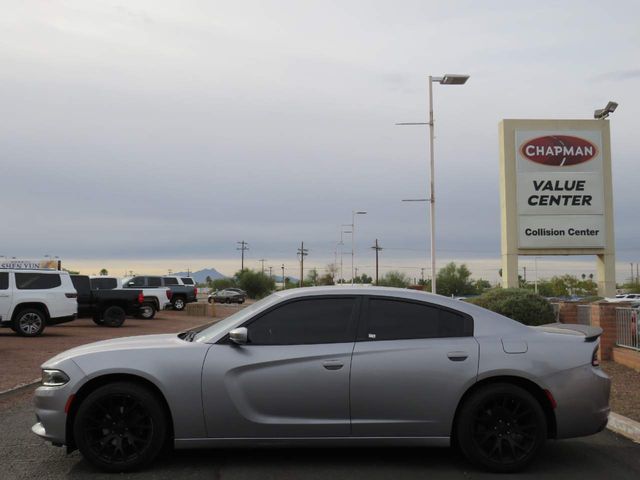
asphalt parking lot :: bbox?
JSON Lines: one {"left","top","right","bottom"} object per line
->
{"left": 1, "top": 385, "right": 640, "bottom": 480}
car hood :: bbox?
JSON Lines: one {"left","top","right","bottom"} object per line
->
{"left": 42, "top": 334, "right": 183, "bottom": 368}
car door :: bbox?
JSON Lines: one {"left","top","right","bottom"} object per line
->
{"left": 0, "top": 272, "right": 12, "bottom": 323}
{"left": 201, "top": 296, "right": 359, "bottom": 438}
{"left": 350, "top": 296, "right": 479, "bottom": 438}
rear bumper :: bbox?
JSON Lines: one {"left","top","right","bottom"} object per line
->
{"left": 547, "top": 364, "right": 611, "bottom": 439}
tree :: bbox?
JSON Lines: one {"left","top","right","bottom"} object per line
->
{"left": 306, "top": 269, "right": 319, "bottom": 286}
{"left": 378, "top": 271, "right": 410, "bottom": 288}
{"left": 436, "top": 262, "right": 475, "bottom": 297}
{"left": 353, "top": 273, "right": 373, "bottom": 284}
{"left": 99, "top": 268, "right": 109, "bottom": 276}
{"left": 234, "top": 269, "right": 275, "bottom": 299}
{"left": 474, "top": 279, "right": 492, "bottom": 294}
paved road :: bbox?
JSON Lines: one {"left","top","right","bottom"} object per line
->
{"left": 2, "top": 388, "right": 640, "bottom": 480}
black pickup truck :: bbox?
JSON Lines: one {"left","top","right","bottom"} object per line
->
{"left": 123, "top": 276, "right": 197, "bottom": 311}
{"left": 70, "top": 275, "right": 144, "bottom": 327}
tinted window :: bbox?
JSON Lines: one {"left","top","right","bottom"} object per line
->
{"left": 0, "top": 272, "right": 8, "bottom": 290}
{"left": 366, "top": 299, "right": 470, "bottom": 341}
{"left": 181, "top": 277, "right": 194, "bottom": 285}
{"left": 15, "top": 272, "right": 61, "bottom": 290}
{"left": 148, "top": 276, "right": 162, "bottom": 287}
{"left": 248, "top": 298, "right": 356, "bottom": 345}
{"left": 91, "top": 278, "right": 118, "bottom": 290}
{"left": 126, "top": 277, "right": 145, "bottom": 287}
{"left": 163, "top": 277, "right": 179, "bottom": 285}
{"left": 70, "top": 275, "right": 91, "bottom": 293}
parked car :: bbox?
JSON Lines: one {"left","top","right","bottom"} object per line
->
{"left": 32, "top": 286, "right": 610, "bottom": 472}
{"left": 92, "top": 276, "right": 172, "bottom": 319}
{"left": 606, "top": 293, "right": 640, "bottom": 303}
{"left": 122, "top": 276, "right": 197, "bottom": 311}
{"left": 208, "top": 288, "right": 246, "bottom": 304}
{"left": 71, "top": 275, "right": 145, "bottom": 327}
{"left": 0, "top": 269, "right": 77, "bottom": 336}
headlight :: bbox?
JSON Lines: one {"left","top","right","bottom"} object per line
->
{"left": 41, "top": 369, "right": 70, "bottom": 387}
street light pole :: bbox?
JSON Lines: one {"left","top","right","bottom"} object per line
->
{"left": 350, "top": 211, "right": 367, "bottom": 284}
{"left": 397, "top": 73, "right": 469, "bottom": 294}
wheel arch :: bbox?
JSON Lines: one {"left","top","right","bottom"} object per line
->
{"left": 11, "top": 302, "right": 51, "bottom": 322}
{"left": 65, "top": 373, "right": 175, "bottom": 451}
{"left": 451, "top": 375, "right": 557, "bottom": 442}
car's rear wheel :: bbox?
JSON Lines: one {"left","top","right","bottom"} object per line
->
{"left": 138, "top": 303, "right": 156, "bottom": 320}
{"left": 172, "top": 297, "right": 185, "bottom": 311}
{"left": 102, "top": 306, "right": 126, "bottom": 328}
{"left": 92, "top": 316, "right": 105, "bottom": 326}
{"left": 207, "top": 297, "right": 213, "bottom": 304}
{"left": 13, "top": 309, "right": 46, "bottom": 336}
{"left": 456, "top": 383, "right": 547, "bottom": 473}
{"left": 73, "top": 382, "right": 167, "bottom": 472}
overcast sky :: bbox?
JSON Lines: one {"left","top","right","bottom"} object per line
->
{"left": 1, "top": 1, "right": 638, "bottom": 281}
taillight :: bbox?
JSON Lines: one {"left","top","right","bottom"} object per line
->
{"left": 166, "top": 289, "right": 172, "bottom": 300}
{"left": 592, "top": 344, "right": 600, "bottom": 367}
{"left": 138, "top": 293, "right": 144, "bottom": 304}
{"left": 194, "top": 287, "right": 198, "bottom": 296}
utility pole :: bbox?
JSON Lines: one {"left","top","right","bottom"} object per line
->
{"left": 297, "top": 242, "right": 308, "bottom": 287}
{"left": 636, "top": 263, "right": 639, "bottom": 284}
{"left": 371, "top": 239, "right": 382, "bottom": 285}
{"left": 237, "top": 241, "right": 249, "bottom": 271}
{"left": 268, "top": 266, "right": 273, "bottom": 279}
{"left": 523, "top": 266, "right": 527, "bottom": 283}
{"left": 420, "top": 267, "right": 425, "bottom": 284}
{"left": 631, "top": 263, "right": 634, "bottom": 284}
{"left": 259, "top": 258, "right": 266, "bottom": 275}
{"left": 281, "top": 264, "right": 285, "bottom": 290}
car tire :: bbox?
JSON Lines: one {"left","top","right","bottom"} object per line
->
{"left": 238, "top": 298, "right": 245, "bottom": 304}
{"left": 138, "top": 303, "right": 156, "bottom": 320}
{"left": 13, "top": 308, "right": 46, "bottom": 337}
{"left": 92, "top": 316, "right": 105, "bottom": 326}
{"left": 207, "top": 297, "right": 213, "bottom": 304}
{"left": 172, "top": 297, "right": 185, "bottom": 311}
{"left": 102, "top": 305, "right": 126, "bottom": 328}
{"left": 73, "top": 381, "right": 168, "bottom": 473}
{"left": 456, "top": 383, "right": 547, "bottom": 473}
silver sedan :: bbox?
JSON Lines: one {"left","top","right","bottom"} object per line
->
{"left": 32, "top": 286, "right": 610, "bottom": 473}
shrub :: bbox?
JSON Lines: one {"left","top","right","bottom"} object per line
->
{"left": 234, "top": 269, "right": 276, "bottom": 299}
{"left": 466, "top": 288, "right": 555, "bottom": 326}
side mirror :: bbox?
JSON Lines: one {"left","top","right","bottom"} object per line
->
{"left": 229, "top": 327, "right": 248, "bottom": 345}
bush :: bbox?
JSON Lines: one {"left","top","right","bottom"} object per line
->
{"left": 234, "top": 269, "right": 275, "bottom": 299}
{"left": 466, "top": 288, "right": 555, "bottom": 326}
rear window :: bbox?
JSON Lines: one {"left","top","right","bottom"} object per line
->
{"left": 163, "top": 277, "right": 179, "bottom": 286}
{"left": 181, "top": 277, "right": 195, "bottom": 285}
{"left": 91, "top": 278, "right": 118, "bottom": 290}
{"left": 15, "top": 272, "right": 61, "bottom": 290}
{"left": 0, "top": 272, "right": 8, "bottom": 290}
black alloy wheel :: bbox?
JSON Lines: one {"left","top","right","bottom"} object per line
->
{"left": 456, "top": 383, "right": 546, "bottom": 472}
{"left": 102, "top": 306, "right": 126, "bottom": 327}
{"left": 73, "top": 382, "right": 167, "bottom": 472}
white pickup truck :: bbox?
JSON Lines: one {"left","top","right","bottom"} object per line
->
{"left": 0, "top": 269, "right": 78, "bottom": 336}
{"left": 90, "top": 276, "right": 172, "bottom": 319}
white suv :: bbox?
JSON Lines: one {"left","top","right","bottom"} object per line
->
{"left": 0, "top": 269, "right": 78, "bottom": 336}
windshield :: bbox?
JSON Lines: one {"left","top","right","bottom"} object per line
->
{"left": 194, "top": 294, "right": 278, "bottom": 343}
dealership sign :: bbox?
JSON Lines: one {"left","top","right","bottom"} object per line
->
{"left": 0, "top": 259, "right": 60, "bottom": 270}
{"left": 516, "top": 130, "right": 605, "bottom": 249}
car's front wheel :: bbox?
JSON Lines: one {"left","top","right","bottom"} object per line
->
{"left": 73, "top": 382, "right": 168, "bottom": 472}
{"left": 102, "top": 306, "right": 126, "bottom": 327}
{"left": 456, "top": 383, "right": 547, "bottom": 473}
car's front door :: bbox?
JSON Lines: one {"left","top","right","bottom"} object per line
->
{"left": 350, "top": 296, "right": 479, "bottom": 438}
{"left": 202, "top": 296, "right": 359, "bottom": 438}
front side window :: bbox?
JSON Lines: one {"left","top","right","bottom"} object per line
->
{"left": 15, "top": 273, "right": 62, "bottom": 290}
{"left": 247, "top": 297, "right": 357, "bottom": 345}
{"left": 126, "top": 277, "right": 145, "bottom": 287}
{"left": 0, "top": 272, "right": 8, "bottom": 290}
{"left": 365, "top": 298, "right": 471, "bottom": 341}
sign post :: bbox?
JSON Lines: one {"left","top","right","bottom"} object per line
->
{"left": 499, "top": 119, "right": 615, "bottom": 296}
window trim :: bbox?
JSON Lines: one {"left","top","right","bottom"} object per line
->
{"left": 218, "top": 295, "right": 362, "bottom": 346}
{"left": 356, "top": 295, "right": 474, "bottom": 342}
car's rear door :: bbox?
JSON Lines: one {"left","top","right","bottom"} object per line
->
{"left": 0, "top": 272, "right": 12, "bottom": 323}
{"left": 202, "top": 296, "right": 359, "bottom": 437}
{"left": 350, "top": 296, "right": 479, "bottom": 438}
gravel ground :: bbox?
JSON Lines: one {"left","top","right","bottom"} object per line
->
{"left": 602, "top": 361, "right": 640, "bottom": 423}
{"left": 0, "top": 303, "right": 241, "bottom": 392}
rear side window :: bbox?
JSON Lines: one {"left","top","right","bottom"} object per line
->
{"left": 0, "top": 272, "right": 8, "bottom": 290}
{"left": 91, "top": 278, "right": 118, "bottom": 290}
{"left": 15, "top": 273, "right": 62, "bottom": 290}
{"left": 163, "top": 277, "right": 179, "bottom": 286}
{"left": 181, "top": 277, "right": 194, "bottom": 285}
{"left": 148, "top": 276, "right": 162, "bottom": 287}
{"left": 248, "top": 297, "right": 357, "bottom": 345}
{"left": 365, "top": 298, "right": 471, "bottom": 341}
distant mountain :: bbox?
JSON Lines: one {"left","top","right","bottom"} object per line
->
{"left": 174, "top": 268, "right": 227, "bottom": 283}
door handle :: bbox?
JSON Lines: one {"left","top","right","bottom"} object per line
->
{"left": 447, "top": 351, "right": 469, "bottom": 362}
{"left": 322, "top": 360, "right": 344, "bottom": 370}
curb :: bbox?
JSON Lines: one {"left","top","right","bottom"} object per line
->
{"left": 607, "top": 412, "right": 640, "bottom": 443}
{"left": 0, "top": 378, "right": 40, "bottom": 397}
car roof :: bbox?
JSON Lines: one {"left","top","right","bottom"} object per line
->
{"left": 0, "top": 269, "right": 66, "bottom": 274}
